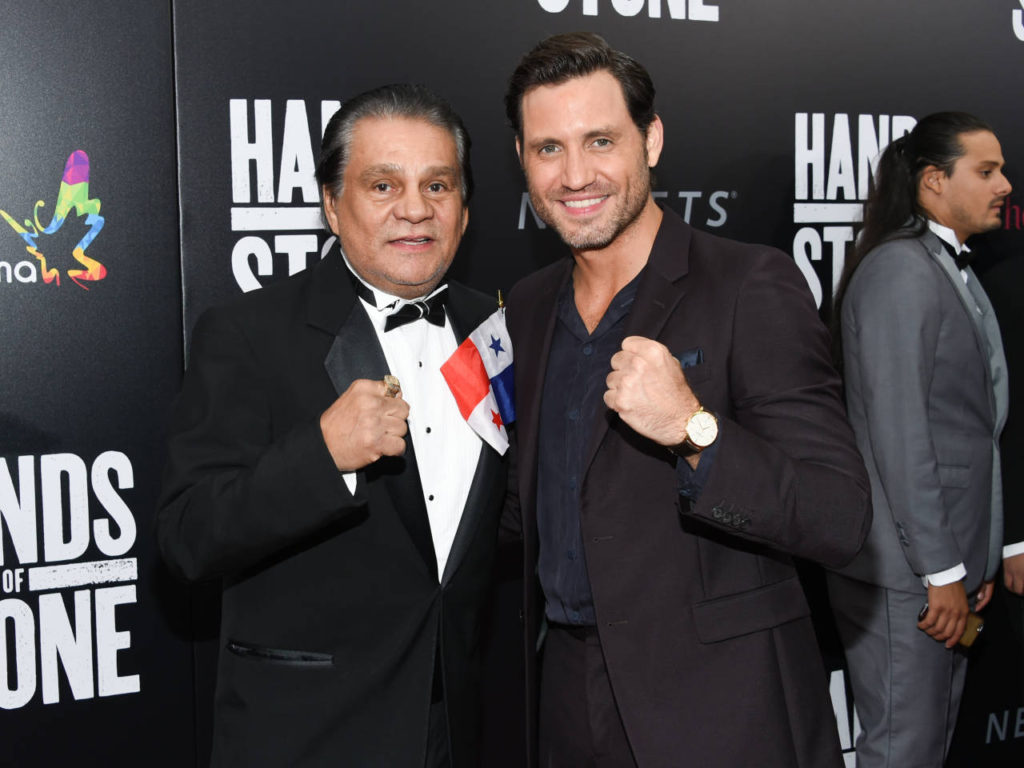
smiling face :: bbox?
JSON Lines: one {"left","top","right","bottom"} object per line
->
{"left": 323, "top": 116, "right": 468, "bottom": 299}
{"left": 517, "top": 70, "right": 663, "bottom": 254}
{"left": 923, "top": 130, "right": 1012, "bottom": 243}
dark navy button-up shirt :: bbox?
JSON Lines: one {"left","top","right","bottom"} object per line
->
{"left": 536, "top": 271, "right": 716, "bottom": 626}
{"left": 536, "top": 273, "right": 639, "bottom": 626}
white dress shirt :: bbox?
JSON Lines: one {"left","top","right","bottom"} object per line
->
{"left": 339, "top": 261, "right": 481, "bottom": 580}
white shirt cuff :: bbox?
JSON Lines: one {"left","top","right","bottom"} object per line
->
{"left": 923, "top": 563, "right": 967, "bottom": 587}
{"left": 1004, "top": 542, "right": 1024, "bottom": 558}
{"left": 342, "top": 471, "right": 358, "bottom": 496}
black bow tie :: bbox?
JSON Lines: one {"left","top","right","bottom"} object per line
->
{"left": 940, "top": 239, "right": 971, "bottom": 270}
{"left": 384, "top": 288, "right": 448, "bottom": 332}
{"left": 348, "top": 270, "right": 447, "bottom": 332}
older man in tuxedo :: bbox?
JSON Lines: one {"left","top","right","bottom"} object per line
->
{"left": 158, "top": 84, "right": 507, "bottom": 767}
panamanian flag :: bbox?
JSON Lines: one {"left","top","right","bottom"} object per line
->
{"left": 441, "top": 308, "right": 515, "bottom": 455}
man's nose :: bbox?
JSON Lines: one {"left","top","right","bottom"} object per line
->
{"left": 394, "top": 187, "right": 432, "bottom": 222}
{"left": 998, "top": 171, "right": 1012, "bottom": 197}
{"left": 561, "top": 146, "right": 596, "bottom": 191}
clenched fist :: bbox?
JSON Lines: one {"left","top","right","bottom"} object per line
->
{"left": 604, "top": 336, "right": 701, "bottom": 448}
{"left": 320, "top": 378, "right": 410, "bottom": 471}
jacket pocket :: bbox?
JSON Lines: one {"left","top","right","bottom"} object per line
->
{"left": 226, "top": 640, "right": 334, "bottom": 667}
{"left": 692, "top": 577, "right": 810, "bottom": 644}
{"left": 675, "top": 347, "right": 710, "bottom": 383}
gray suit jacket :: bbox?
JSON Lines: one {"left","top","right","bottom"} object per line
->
{"left": 836, "top": 227, "right": 1008, "bottom": 593}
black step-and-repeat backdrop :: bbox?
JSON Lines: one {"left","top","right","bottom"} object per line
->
{"left": 0, "top": 2, "right": 194, "bottom": 766}
{"left": 3, "top": 1, "right": 1023, "bottom": 765}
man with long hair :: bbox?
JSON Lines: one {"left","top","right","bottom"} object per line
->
{"left": 828, "top": 111, "right": 1017, "bottom": 767}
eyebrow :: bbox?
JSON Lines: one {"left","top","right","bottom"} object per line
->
{"left": 525, "top": 126, "right": 623, "bottom": 151}
{"left": 359, "top": 163, "right": 459, "bottom": 181}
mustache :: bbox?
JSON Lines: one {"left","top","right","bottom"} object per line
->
{"left": 554, "top": 185, "right": 616, "bottom": 197}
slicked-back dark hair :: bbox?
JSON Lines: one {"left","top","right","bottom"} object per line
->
{"left": 504, "top": 32, "right": 656, "bottom": 142}
{"left": 315, "top": 83, "right": 473, "bottom": 209}
{"left": 831, "top": 111, "right": 995, "bottom": 366}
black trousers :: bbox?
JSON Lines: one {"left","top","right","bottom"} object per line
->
{"left": 539, "top": 624, "right": 637, "bottom": 768}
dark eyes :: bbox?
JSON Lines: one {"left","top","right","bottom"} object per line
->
{"left": 537, "top": 138, "right": 612, "bottom": 155}
{"left": 371, "top": 181, "right": 450, "bottom": 193}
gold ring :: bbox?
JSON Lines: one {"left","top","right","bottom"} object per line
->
{"left": 383, "top": 375, "right": 401, "bottom": 398}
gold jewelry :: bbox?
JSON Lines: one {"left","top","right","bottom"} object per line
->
{"left": 668, "top": 407, "right": 719, "bottom": 456}
{"left": 383, "top": 375, "right": 401, "bottom": 398}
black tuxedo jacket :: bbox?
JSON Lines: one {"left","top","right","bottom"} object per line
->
{"left": 503, "top": 209, "right": 871, "bottom": 767}
{"left": 158, "top": 246, "right": 506, "bottom": 766}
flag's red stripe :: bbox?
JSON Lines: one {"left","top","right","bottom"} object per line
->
{"left": 440, "top": 339, "right": 491, "bottom": 419}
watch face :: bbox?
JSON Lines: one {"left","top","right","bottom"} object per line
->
{"left": 687, "top": 410, "right": 718, "bottom": 448}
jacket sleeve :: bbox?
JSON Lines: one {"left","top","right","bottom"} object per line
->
{"left": 156, "top": 307, "right": 365, "bottom": 582}
{"left": 681, "top": 248, "right": 871, "bottom": 569}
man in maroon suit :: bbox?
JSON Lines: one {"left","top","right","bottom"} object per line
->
{"left": 501, "top": 33, "right": 871, "bottom": 767}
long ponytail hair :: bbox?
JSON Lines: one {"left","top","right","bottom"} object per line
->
{"left": 831, "top": 111, "right": 993, "bottom": 367}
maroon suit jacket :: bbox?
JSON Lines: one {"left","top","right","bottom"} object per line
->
{"left": 503, "top": 208, "right": 870, "bottom": 767}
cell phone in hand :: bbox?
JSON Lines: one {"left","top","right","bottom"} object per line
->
{"left": 917, "top": 603, "right": 985, "bottom": 647}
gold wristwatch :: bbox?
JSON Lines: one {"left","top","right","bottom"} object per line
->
{"left": 669, "top": 407, "right": 719, "bottom": 456}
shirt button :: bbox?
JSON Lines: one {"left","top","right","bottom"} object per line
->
{"left": 418, "top": 361, "right": 423, "bottom": 367}
{"left": 568, "top": 409, "right": 579, "bottom": 421}
{"left": 425, "top": 426, "right": 432, "bottom": 434}
{"left": 567, "top": 549, "right": 577, "bottom": 561}
{"left": 583, "top": 343, "right": 593, "bottom": 356}
{"left": 569, "top": 477, "right": 577, "bottom": 491}
{"left": 571, "top": 611, "right": 581, "bottom": 622}
{"left": 428, "top": 494, "right": 435, "bottom": 501}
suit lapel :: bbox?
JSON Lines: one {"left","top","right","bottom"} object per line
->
{"left": 923, "top": 232, "right": 1004, "bottom": 422}
{"left": 582, "top": 209, "right": 691, "bottom": 476}
{"left": 962, "top": 268, "right": 1008, "bottom": 432}
{"left": 444, "top": 282, "right": 489, "bottom": 344}
{"left": 515, "top": 259, "right": 573, "bottom": 540}
{"left": 315, "top": 245, "right": 438, "bottom": 581}
{"left": 379, "top": 440, "right": 438, "bottom": 581}
{"left": 323, "top": 304, "right": 390, "bottom": 391}
{"left": 441, "top": 442, "right": 495, "bottom": 584}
